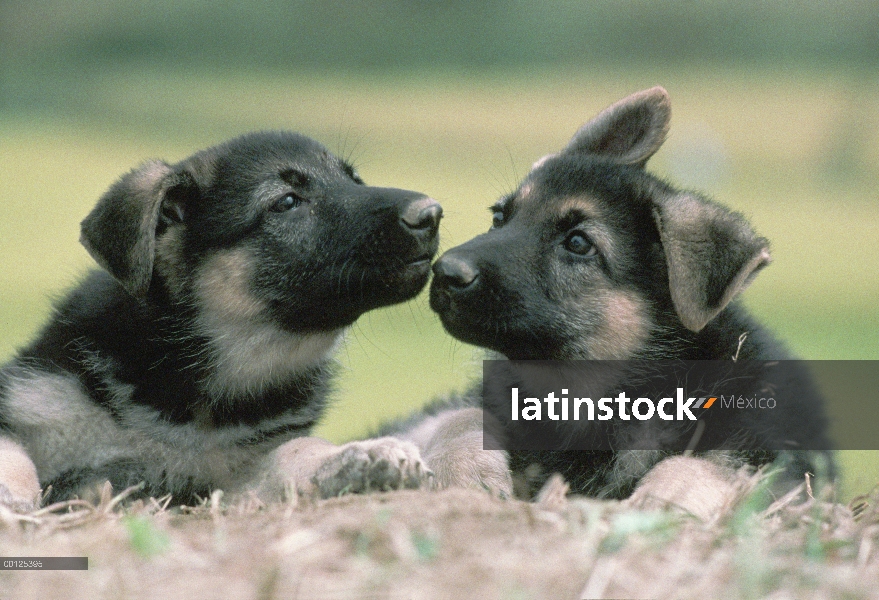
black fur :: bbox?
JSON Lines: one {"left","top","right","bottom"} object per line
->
{"left": 0, "top": 131, "right": 441, "bottom": 504}
{"left": 423, "top": 88, "right": 832, "bottom": 498}
{"left": 14, "top": 272, "right": 334, "bottom": 427}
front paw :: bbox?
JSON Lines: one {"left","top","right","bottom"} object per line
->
{"left": 625, "top": 456, "right": 748, "bottom": 522}
{"left": 0, "top": 439, "right": 41, "bottom": 513}
{"left": 424, "top": 431, "right": 512, "bottom": 497}
{"left": 312, "top": 437, "right": 432, "bottom": 498}
{"left": 404, "top": 407, "right": 513, "bottom": 497}
{"left": 0, "top": 483, "right": 40, "bottom": 513}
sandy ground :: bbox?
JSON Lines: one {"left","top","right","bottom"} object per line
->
{"left": 0, "top": 476, "right": 877, "bottom": 600}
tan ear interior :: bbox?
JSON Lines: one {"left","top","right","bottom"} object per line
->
{"left": 654, "top": 195, "right": 771, "bottom": 332}
{"left": 79, "top": 160, "right": 174, "bottom": 297}
{"left": 563, "top": 86, "right": 671, "bottom": 166}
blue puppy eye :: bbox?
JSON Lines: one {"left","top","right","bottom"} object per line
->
{"left": 271, "top": 194, "right": 302, "bottom": 212}
{"left": 564, "top": 232, "right": 596, "bottom": 256}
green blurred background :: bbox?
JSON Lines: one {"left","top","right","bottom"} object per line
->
{"left": 1, "top": 1, "right": 877, "bottom": 499}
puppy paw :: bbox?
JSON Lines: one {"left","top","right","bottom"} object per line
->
{"left": 425, "top": 430, "right": 513, "bottom": 497}
{"left": 312, "top": 437, "right": 432, "bottom": 498}
{"left": 626, "top": 456, "right": 749, "bottom": 522}
{"left": 402, "top": 407, "right": 513, "bottom": 497}
{"left": 0, "top": 484, "right": 39, "bottom": 513}
{"left": 0, "top": 439, "right": 41, "bottom": 513}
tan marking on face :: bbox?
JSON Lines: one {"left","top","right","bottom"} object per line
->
{"left": 255, "top": 178, "right": 292, "bottom": 211}
{"left": 590, "top": 290, "right": 651, "bottom": 360}
{"left": 547, "top": 196, "right": 618, "bottom": 263}
{"left": 194, "top": 248, "right": 343, "bottom": 399}
{"left": 555, "top": 196, "right": 601, "bottom": 219}
{"left": 196, "top": 248, "right": 265, "bottom": 323}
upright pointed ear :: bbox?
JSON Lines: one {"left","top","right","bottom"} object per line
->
{"left": 563, "top": 86, "right": 671, "bottom": 167}
{"left": 80, "top": 160, "right": 195, "bottom": 298}
{"left": 652, "top": 193, "right": 771, "bottom": 332}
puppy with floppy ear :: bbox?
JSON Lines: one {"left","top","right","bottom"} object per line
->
{"left": 397, "top": 87, "right": 831, "bottom": 504}
{"left": 80, "top": 160, "right": 189, "bottom": 298}
{"left": 0, "top": 131, "right": 443, "bottom": 510}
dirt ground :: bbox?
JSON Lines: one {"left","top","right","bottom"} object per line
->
{"left": 0, "top": 475, "right": 877, "bottom": 600}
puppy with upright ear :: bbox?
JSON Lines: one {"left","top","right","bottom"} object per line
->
{"left": 0, "top": 131, "right": 444, "bottom": 510}
{"left": 562, "top": 85, "right": 671, "bottom": 165}
{"left": 402, "top": 87, "right": 833, "bottom": 502}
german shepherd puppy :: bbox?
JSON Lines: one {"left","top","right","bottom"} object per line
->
{"left": 396, "top": 87, "right": 832, "bottom": 502}
{"left": 0, "top": 131, "right": 441, "bottom": 511}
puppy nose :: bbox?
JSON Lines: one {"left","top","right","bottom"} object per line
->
{"left": 401, "top": 197, "right": 443, "bottom": 231}
{"left": 432, "top": 255, "right": 479, "bottom": 291}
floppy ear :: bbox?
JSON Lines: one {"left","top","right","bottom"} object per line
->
{"left": 652, "top": 193, "right": 771, "bottom": 332}
{"left": 80, "top": 160, "right": 194, "bottom": 298}
{"left": 563, "top": 86, "right": 671, "bottom": 167}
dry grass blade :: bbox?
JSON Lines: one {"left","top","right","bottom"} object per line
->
{"left": 102, "top": 482, "right": 147, "bottom": 514}
{"left": 762, "top": 482, "right": 808, "bottom": 518}
{"left": 31, "top": 499, "right": 96, "bottom": 518}
{"left": 0, "top": 482, "right": 875, "bottom": 599}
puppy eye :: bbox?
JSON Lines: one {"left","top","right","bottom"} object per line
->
{"left": 491, "top": 210, "right": 505, "bottom": 229}
{"left": 270, "top": 193, "right": 304, "bottom": 212}
{"left": 563, "top": 232, "right": 596, "bottom": 257}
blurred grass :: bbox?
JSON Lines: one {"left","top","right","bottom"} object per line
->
{"left": 1, "top": 65, "right": 877, "bottom": 498}
{"left": 2, "top": 1, "right": 876, "bottom": 73}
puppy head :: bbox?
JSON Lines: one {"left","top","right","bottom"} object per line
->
{"left": 81, "top": 131, "right": 441, "bottom": 333}
{"left": 430, "top": 87, "right": 769, "bottom": 359}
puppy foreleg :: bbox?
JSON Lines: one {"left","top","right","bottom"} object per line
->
{"left": 254, "top": 436, "right": 431, "bottom": 501}
{"left": 0, "top": 438, "right": 41, "bottom": 512}
{"left": 625, "top": 455, "right": 753, "bottom": 522}
{"left": 401, "top": 407, "right": 512, "bottom": 496}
